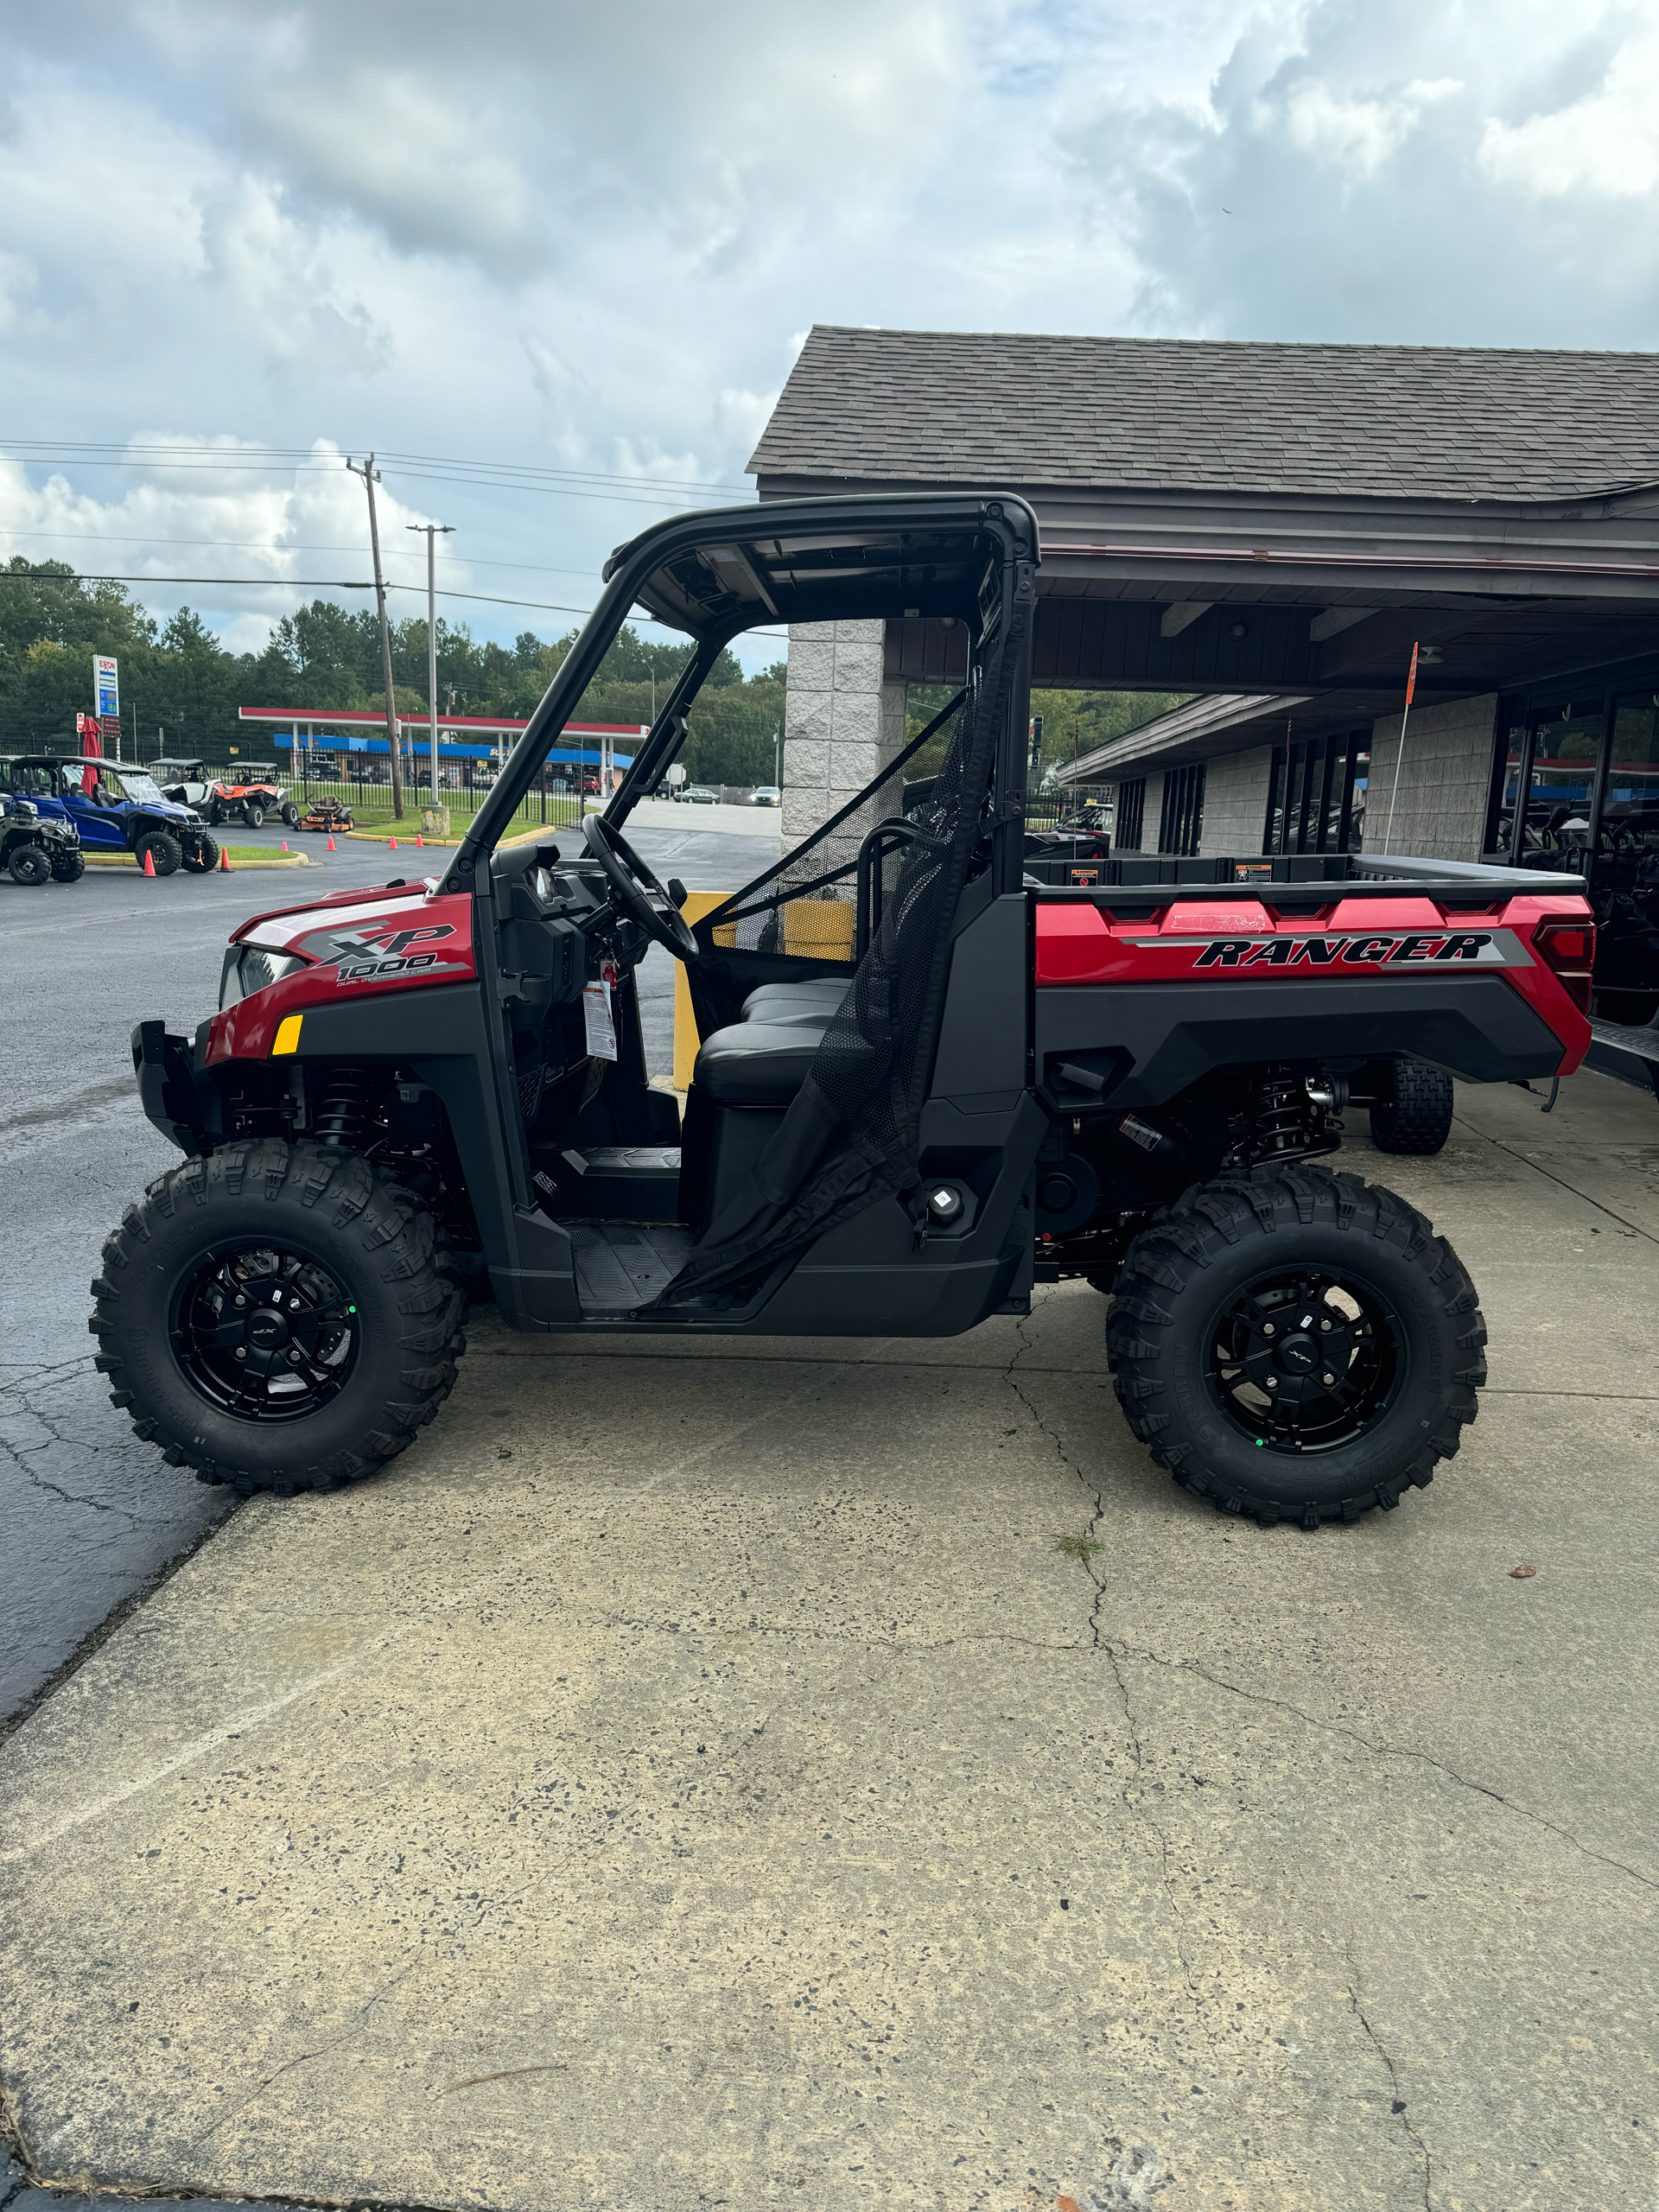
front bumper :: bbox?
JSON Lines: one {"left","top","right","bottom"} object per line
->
{"left": 131, "top": 1020, "right": 213, "bottom": 1154}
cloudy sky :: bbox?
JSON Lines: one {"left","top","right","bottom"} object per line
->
{"left": 4, "top": 0, "right": 1659, "bottom": 667}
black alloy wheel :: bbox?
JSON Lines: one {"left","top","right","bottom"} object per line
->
{"left": 1205, "top": 1265, "right": 1401, "bottom": 1453}
{"left": 169, "top": 1240, "right": 361, "bottom": 1422}
{"left": 8, "top": 842, "right": 51, "bottom": 887}
{"left": 92, "top": 1139, "right": 467, "bottom": 1496}
{"left": 1106, "top": 1163, "right": 1486, "bottom": 1527}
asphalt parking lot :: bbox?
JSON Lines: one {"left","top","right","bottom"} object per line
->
{"left": 0, "top": 1057, "right": 1655, "bottom": 2212}
{"left": 0, "top": 820, "right": 778, "bottom": 1719}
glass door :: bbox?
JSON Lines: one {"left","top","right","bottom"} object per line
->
{"left": 1518, "top": 701, "right": 1606, "bottom": 874}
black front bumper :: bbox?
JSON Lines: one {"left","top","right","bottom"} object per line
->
{"left": 131, "top": 1020, "right": 213, "bottom": 1154}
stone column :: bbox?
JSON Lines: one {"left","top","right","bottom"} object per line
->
{"left": 781, "top": 620, "right": 908, "bottom": 889}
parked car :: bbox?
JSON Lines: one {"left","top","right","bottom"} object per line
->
{"left": 750, "top": 785, "right": 782, "bottom": 807}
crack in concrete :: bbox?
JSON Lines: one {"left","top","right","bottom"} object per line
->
{"left": 182, "top": 1962, "right": 421, "bottom": 2152}
{"left": 1113, "top": 1642, "right": 1659, "bottom": 1895}
{"left": 1003, "top": 1308, "right": 1200, "bottom": 1991}
{"left": 1343, "top": 1945, "right": 1433, "bottom": 2212}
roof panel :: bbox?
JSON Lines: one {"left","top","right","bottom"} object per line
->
{"left": 749, "top": 327, "right": 1659, "bottom": 502}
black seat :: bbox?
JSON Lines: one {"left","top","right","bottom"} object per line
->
{"left": 741, "top": 977, "right": 847, "bottom": 1027}
{"left": 694, "top": 1019, "right": 828, "bottom": 1105}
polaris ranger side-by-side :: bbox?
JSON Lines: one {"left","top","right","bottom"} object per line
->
{"left": 101, "top": 494, "right": 1595, "bottom": 1526}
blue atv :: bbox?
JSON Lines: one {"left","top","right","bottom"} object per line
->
{"left": 2, "top": 755, "right": 219, "bottom": 875}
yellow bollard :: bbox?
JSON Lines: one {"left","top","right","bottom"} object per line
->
{"left": 672, "top": 892, "right": 727, "bottom": 1091}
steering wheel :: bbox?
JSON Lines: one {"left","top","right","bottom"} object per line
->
{"left": 583, "top": 812, "right": 700, "bottom": 962}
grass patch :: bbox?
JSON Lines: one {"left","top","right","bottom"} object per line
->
{"left": 1052, "top": 1533, "right": 1103, "bottom": 1562}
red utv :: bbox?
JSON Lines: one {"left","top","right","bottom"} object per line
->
{"left": 103, "top": 493, "right": 1594, "bottom": 1528}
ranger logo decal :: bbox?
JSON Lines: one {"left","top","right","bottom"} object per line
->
{"left": 1187, "top": 930, "right": 1522, "bottom": 969}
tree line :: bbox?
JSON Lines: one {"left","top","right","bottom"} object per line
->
{"left": 0, "top": 560, "right": 785, "bottom": 787}
{"left": 1, "top": 557, "right": 1184, "bottom": 791}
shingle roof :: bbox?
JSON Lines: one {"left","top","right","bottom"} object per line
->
{"left": 748, "top": 327, "right": 1659, "bottom": 503}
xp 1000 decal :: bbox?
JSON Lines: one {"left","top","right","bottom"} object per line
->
{"left": 296, "top": 918, "right": 469, "bottom": 985}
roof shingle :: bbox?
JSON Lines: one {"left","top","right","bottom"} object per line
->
{"left": 748, "top": 327, "right": 1659, "bottom": 502}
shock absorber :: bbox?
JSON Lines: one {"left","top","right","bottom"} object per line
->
{"left": 313, "top": 1070, "right": 375, "bottom": 1150}
{"left": 1251, "top": 1065, "right": 1306, "bottom": 1157}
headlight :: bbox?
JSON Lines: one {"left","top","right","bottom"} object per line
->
{"left": 219, "top": 944, "right": 306, "bottom": 1008}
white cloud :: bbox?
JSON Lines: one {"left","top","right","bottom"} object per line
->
{"left": 1278, "top": 76, "right": 1461, "bottom": 177}
{"left": 3, "top": 0, "right": 1659, "bottom": 664}
{"left": 1479, "top": 29, "right": 1659, "bottom": 199}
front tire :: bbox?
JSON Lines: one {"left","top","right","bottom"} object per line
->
{"left": 243, "top": 802, "right": 265, "bottom": 830}
{"left": 8, "top": 843, "right": 52, "bottom": 886}
{"left": 181, "top": 832, "right": 219, "bottom": 873}
{"left": 1106, "top": 1164, "right": 1485, "bottom": 1527}
{"left": 90, "top": 1141, "right": 467, "bottom": 1497}
{"left": 136, "top": 830, "right": 182, "bottom": 876}
{"left": 1370, "top": 1058, "right": 1454, "bottom": 1154}
{"left": 50, "top": 849, "right": 86, "bottom": 883}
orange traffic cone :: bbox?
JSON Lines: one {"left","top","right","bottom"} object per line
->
{"left": 143, "top": 847, "right": 156, "bottom": 878}
{"left": 390, "top": 836, "right": 397, "bottom": 851}
{"left": 219, "top": 845, "right": 230, "bottom": 872}
{"left": 327, "top": 835, "right": 335, "bottom": 851}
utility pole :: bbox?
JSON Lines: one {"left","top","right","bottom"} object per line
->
{"left": 407, "top": 519, "right": 454, "bottom": 824}
{"left": 346, "top": 454, "right": 404, "bottom": 819}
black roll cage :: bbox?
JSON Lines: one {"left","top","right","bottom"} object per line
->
{"left": 437, "top": 492, "right": 1041, "bottom": 897}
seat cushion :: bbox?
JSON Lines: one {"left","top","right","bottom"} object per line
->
{"left": 695, "top": 1020, "right": 827, "bottom": 1106}
{"left": 741, "top": 977, "right": 848, "bottom": 1024}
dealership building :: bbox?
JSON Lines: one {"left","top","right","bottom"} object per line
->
{"left": 750, "top": 328, "right": 1659, "bottom": 1038}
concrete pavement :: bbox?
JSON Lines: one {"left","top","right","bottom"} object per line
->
{"left": 0, "top": 823, "right": 778, "bottom": 1719}
{"left": 1, "top": 1073, "right": 1654, "bottom": 2212}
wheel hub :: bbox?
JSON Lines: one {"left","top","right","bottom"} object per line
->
{"left": 169, "top": 1243, "right": 359, "bottom": 1422}
{"left": 1206, "top": 1267, "right": 1401, "bottom": 1452}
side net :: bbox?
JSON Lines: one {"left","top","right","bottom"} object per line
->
{"left": 655, "top": 591, "right": 1029, "bottom": 1309}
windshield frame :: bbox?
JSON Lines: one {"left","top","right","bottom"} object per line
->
{"left": 438, "top": 490, "right": 1037, "bottom": 893}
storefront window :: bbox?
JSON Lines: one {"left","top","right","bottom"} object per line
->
{"left": 1486, "top": 719, "right": 1529, "bottom": 856}
{"left": 1601, "top": 696, "right": 1659, "bottom": 881}
{"left": 1520, "top": 704, "right": 1604, "bottom": 872}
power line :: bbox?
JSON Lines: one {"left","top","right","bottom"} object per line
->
{"left": 0, "top": 562, "right": 787, "bottom": 639}
{"left": 0, "top": 525, "right": 607, "bottom": 579}
{"left": 0, "top": 437, "right": 755, "bottom": 498}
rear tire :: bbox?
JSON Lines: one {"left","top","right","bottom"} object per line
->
{"left": 1370, "top": 1058, "right": 1454, "bottom": 1154}
{"left": 281, "top": 801, "right": 301, "bottom": 828}
{"left": 90, "top": 1141, "right": 467, "bottom": 1497}
{"left": 50, "top": 849, "right": 86, "bottom": 883}
{"left": 136, "top": 830, "right": 182, "bottom": 876}
{"left": 8, "top": 843, "right": 51, "bottom": 886}
{"left": 1106, "top": 1163, "right": 1485, "bottom": 1527}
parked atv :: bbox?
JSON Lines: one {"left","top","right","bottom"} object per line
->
{"left": 106, "top": 492, "right": 1597, "bottom": 1533}
{"left": 209, "top": 765, "right": 301, "bottom": 831}
{"left": 1, "top": 757, "right": 219, "bottom": 874}
{"left": 0, "top": 797, "right": 83, "bottom": 886}
{"left": 151, "top": 757, "right": 219, "bottom": 811}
